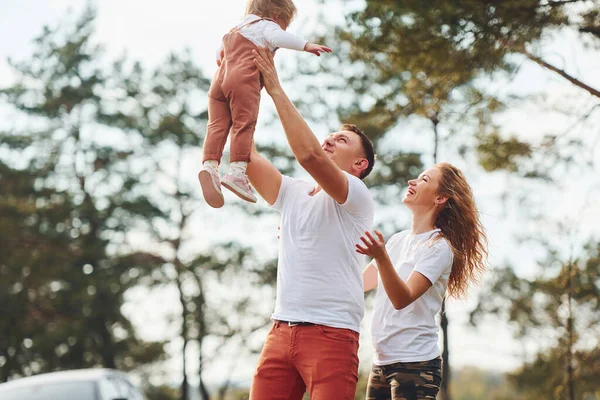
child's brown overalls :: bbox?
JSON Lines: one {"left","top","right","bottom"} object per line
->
{"left": 202, "top": 18, "right": 273, "bottom": 164}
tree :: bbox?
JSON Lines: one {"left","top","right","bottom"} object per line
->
{"left": 0, "top": 7, "right": 282, "bottom": 400}
{"left": 101, "top": 47, "right": 281, "bottom": 400}
{"left": 0, "top": 5, "right": 167, "bottom": 380}
{"left": 0, "top": 162, "right": 76, "bottom": 381}
{"left": 294, "top": 1, "right": 600, "bottom": 397}
{"left": 303, "top": 0, "right": 600, "bottom": 202}
{"left": 470, "top": 241, "right": 600, "bottom": 400}
{"left": 294, "top": 4, "right": 507, "bottom": 397}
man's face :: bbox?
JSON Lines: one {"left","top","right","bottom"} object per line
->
{"left": 321, "top": 130, "right": 366, "bottom": 175}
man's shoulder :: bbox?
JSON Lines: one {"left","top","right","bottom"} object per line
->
{"left": 282, "top": 174, "right": 313, "bottom": 188}
{"left": 342, "top": 171, "right": 372, "bottom": 196}
{"left": 341, "top": 171, "right": 374, "bottom": 213}
{"left": 342, "top": 170, "right": 366, "bottom": 184}
{"left": 278, "top": 175, "right": 313, "bottom": 203}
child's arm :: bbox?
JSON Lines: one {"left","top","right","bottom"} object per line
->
{"left": 303, "top": 43, "right": 332, "bottom": 57}
{"left": 263, "top": 23, "right": 331, "bottom": 56}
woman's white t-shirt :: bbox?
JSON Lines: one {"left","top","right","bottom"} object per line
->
{"left": 371, "top": 229, "right": 454, "bottom": 365}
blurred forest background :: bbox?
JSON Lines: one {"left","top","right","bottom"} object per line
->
{"left": 1, "top": 0, "right": 599, "bottom": 399}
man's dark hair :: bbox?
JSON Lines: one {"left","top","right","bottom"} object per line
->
{"left": 340, "top": 123, "right": 375, "bottom": 179}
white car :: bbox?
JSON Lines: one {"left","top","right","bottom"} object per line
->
{"left": 0, "top": 368, "right": 147, "bottom": 400}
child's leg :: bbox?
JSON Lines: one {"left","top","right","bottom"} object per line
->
{"left": 228, "top": 81, "right": 261, "bottom": 164}
{"left": 202, "top": 94, "right": 233, "bottom": 163}
{"left": 220, "top": 80, "right": 260, "bottom": 203}
{"left": 199, "top": 92, "right": 232, "bottom": 208}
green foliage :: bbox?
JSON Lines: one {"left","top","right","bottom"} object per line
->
{"left": 342, "top": 0, "right": 569, "bottom": 71}
{"left": 0, "top": 6, "right": 171, "bottom": 380}
{"left": 301, "top": 0, "right": 600, "bottom": 183}
{"left": 0, "top": 7, "right": 280, "bottom": 398}
{"left": 299, "top": 2, "right": 574, "bottom": 396}
{"left": 471, "top": 242, "right": 600, "bottom": 399}
{"left": 3, "top": 1, "right": 599, "bottom": 397}
{"left": 303, "top": 3, "right": 599, "bottom": 395}
{"left": 0, "top": 162, "right": 74, "bottom": 381}
{"left": 477, "top": 131, "right": 533, "bottom": 172}
{"left": 507, "top": 345, "right": 600, "bottom": 400}
{"left": 144, "top": 384, "right": 181, "bottom": 400}
{"left": 449, "top": 367, "right": 521, "bottom": 400}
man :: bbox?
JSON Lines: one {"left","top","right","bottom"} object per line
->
{"left": 246, "top": 47, "right": 376, "bottom": 400}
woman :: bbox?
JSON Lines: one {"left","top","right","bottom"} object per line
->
{"left": 356, "top": 162, "right": 488, "bottom": 400}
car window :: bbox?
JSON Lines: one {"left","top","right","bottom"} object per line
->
{"left": 124, "top": 380, "right": 146, "bottom": 400}
{"left": 98, "top": 377, "right": 123, "bottom": 400}
{"left": 115, "top": 377, "right": 146, "bottom": 400}
{"left": 0, "top": 381, "right": 96, "bottom": 400}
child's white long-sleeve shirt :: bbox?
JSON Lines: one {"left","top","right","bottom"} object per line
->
{"left": 216, "top": 14, "right": 308, "bottom": 60}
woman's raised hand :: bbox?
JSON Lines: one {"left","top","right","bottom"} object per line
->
{"left": 356, "top": 230, "right": 388, "bottom": 260}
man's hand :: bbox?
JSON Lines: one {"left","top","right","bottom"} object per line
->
{"left": 303, "top": 43, "right": 332, "bottom": 57}
{"left": 216, "top": 48, "right": 224, "bottom": 67}
{"left": 253, "top": 47, "right": 283, "bottom": 97}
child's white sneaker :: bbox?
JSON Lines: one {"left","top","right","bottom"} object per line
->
{"left": 221, "top": 172, "right": 257, "bottom": 203}
{"left": 198, "top": 165, "right": 225, "bottom": 208}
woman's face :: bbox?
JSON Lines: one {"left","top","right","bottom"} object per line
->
{"left": 402, "top": 167, "right": 443, "bottom": 209}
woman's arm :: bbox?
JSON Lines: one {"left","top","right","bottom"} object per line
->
{"left": 357, "top": 231, "right": 433, "bottom": 310}
{"left": 363, "top": 263, "right": 378, "bottom": 292}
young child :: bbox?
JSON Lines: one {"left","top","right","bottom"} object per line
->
{"left": 198, "top": 0, "right": 331, "bottom": 208}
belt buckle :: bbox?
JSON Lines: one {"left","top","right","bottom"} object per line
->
{"left": 288, "top": 321, "right": 300, "bottom": 327}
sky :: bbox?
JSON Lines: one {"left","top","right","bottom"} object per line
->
{"left": 2, "top": 0, "right": 599, "bottom": 390}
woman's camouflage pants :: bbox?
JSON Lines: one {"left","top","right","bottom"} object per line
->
{"left": 365, "top": 357, "right": 442, "bottom": 400}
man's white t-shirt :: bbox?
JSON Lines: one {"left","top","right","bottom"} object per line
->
{"left": 271, "top": 172, "right": 374, "bottom": 332}
{"left": 371, "top": 229, "right": 454, "bottom": 364}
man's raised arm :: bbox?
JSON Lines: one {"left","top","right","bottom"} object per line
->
{"left": 247, "top": 145, "right": 282, "bottom": 206}
{"left": 252, "top": 47, "right": 349, "bottom": 204}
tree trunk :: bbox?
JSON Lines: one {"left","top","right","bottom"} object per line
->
{"left": 431, "top": 115, "right": 440, "bottom": 164}
{"left": 199, "top": 349, "right": 211, "bottom": 400}
{"left": 197, "top": 279, "right": 210, "bottom": 400}
{"left": 178, "top": 272, "right": 189, "bottom": 400}
{"left": 97, "top": 312, "right": 117, "bottom": 369}
{"left": 174, "top": 166, "right": 191, "bottom": 400}
{"left": 181, "top": 338, "right": 189, "bottom": 400}
{"left": 199, "top": 377, "right": 211, "bottom": 400}
{"left": 431, "top": 116, "right": 451, "bottom": 400}
{"left": 0, "top": 346, "right": 9, "bottom": 383}
{"left": 440, "top": 299, "right": 451, "bottom": 400}
{"left": 566, "top": 261, "right": 575, "bottom": 400}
